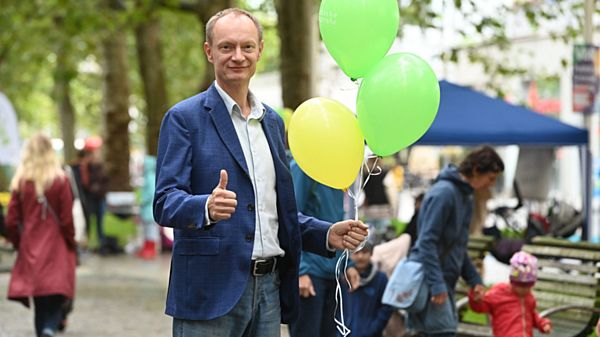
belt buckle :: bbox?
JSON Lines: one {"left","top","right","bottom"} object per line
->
{"left": 253, "top": 259, "right": 267, "bottom": 276}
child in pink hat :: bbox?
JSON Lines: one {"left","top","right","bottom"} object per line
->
{"left": 468, "top": 251, "right": 552, "bottom": 337}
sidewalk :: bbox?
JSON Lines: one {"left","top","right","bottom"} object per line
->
{"left": 0, "top": 253, "right": 171, "bottom": 337}
{"left": 0, "top": 253, "right": 292, "bottom": 337}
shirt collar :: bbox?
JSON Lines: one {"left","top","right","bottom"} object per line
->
{"left": 214, "top": 81, "right": 266, "bottom": 121}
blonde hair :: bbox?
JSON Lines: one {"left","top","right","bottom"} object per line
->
{"left": 10, "top": 133, "right": 64, "bottom": 197}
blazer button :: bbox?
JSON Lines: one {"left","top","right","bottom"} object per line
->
{"left": 245, "top": 234, "right": 254, "bottom": 242}
{"left": 247, "top": 204, "right": 255, "bottom": 211}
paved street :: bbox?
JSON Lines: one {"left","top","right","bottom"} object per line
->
{"left": 0, "top": 253, "right": 172, "bottom": 337}
{"left": 0, "top": 243, "right": 512, "bottom": 337}
{"left": 0, "top": 252, "right": 293, "bottom": 337}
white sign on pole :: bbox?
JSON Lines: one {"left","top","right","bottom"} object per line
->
{"left": 0, "top": 92, "right": 21, "bottom": 166}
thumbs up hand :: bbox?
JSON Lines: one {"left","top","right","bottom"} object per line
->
{"left": 207, "top": 169, "right": 237, "bottom": 222}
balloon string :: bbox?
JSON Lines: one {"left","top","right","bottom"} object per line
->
{"left": 348, "top": 155, "right": 381, "bottom": 223}
{"left": 334, "top": 249, "right": 351, "bottom": 337}
{"left": 333, "top": 155, "right": 381, "bottom": 336}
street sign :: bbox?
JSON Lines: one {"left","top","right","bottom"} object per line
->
{"left": 572, "top": 44, "right": 600, "bottom": 114}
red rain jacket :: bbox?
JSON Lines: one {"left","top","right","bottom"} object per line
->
{"left": 5, "top": 177, "right": 76, "bottom": 307}
{"left": 469, "top": 283, "right": 551, "bottom": 337}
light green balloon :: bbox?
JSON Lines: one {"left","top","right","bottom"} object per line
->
{"left": 357, "top": 53, "right": 440, "bottom": 156}
{"left": 319, "top": 0, "right": 399, "bottom": 79}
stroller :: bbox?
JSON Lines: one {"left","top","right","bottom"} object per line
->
{"left": 483, "top": 181, "right": 584, "bottom": 264}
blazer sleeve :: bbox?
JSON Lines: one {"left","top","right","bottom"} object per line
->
{"left": 153, "top": 108, "right": 209, "bottom": 229}
{"left": 297, "top": 212, "right": 334, "bottom": 257}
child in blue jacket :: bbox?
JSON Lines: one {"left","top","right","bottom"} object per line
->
{"left": 339, "top": 242, "right": 392, "bottom": 337}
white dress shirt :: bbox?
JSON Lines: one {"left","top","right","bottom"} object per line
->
{"left": 207, "top": 82, "right": 285, "bottom": 259}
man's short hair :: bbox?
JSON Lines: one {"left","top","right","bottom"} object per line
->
{"left": 205, "top": 8, "right": 263, "bottom": 45}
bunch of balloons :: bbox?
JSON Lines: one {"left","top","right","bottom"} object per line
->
{"left": 288, "top": 0, "right": 441, "bottom": 190}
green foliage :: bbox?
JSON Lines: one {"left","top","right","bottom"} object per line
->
{"left": 396, "top": 0, "right": 591, "bottom": 91}
{"left": 1, "top": 0, "right": 596, "bottom": 149}
{"left": 256, "top": 19, "right": 280, "bottom": 73}
{"left": 158, "top": 8, "right": 206, "bottom": 105}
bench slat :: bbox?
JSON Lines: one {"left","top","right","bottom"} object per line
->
{"left": 523, "top": 244, "right": 600, "bottom": 261}
{"left": 537, "top": 309, "right": 594, "bottom": 324}
{"left": 534, "top": 280, "right": 597, "bottom": 297}
{"left": 535, "top": 291, "right": 597, "bottom": 308}
{"left": 536, "top": 258, "right": 599, "bottom": 274}
{"left": 536, "top": 270, "right": 598, "bottom": 286}
{"left": 531, "top": 237, "right": 600, "bottom": 251}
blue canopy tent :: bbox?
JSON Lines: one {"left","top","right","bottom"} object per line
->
{"left": 415, "top": 80, "right": 591, "bottom": 239}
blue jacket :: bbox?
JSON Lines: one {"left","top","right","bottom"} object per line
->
{"left": 153, "top": 84, "right": 333, "bottom": 323}
{"left": 290, "top": 160, "right": 344, "bottom": 280}
{"left": 409, "top": 164, "right": 481, "bottom": 296}
{"left": 339, "top": 264, "right": 392, "bottom": 337}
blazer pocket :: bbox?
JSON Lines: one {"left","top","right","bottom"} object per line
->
{"left": 176, "top": 238, "right": 220, "bottom": 256}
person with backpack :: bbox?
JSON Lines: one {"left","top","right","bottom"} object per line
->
{"left": 5, "top": 133, "right": 77, "bottom": 337}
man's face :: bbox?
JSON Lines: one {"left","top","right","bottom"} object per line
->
{"left": 204, "top": 14, "right": 263, "bottom": 87}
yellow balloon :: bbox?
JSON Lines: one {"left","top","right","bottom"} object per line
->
{"left": 288, "top": 97, "right": 364, "bottom": 189}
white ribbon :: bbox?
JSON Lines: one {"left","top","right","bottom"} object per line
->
{"left": 333, "top": 155, "right": 381, "bottom": 335}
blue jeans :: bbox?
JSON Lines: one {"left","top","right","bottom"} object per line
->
{"left": 173, "top": 273, "right": 281, "bottom": 337}
{"left": 289, "top": 276, "right": 336, "bottom": 337}
{"left": 33, "top": 295, "right": 65, "bottom": 337}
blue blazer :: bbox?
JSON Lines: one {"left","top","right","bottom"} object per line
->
{"left": 153, "top": 84, "right": 332, "bottom": 323}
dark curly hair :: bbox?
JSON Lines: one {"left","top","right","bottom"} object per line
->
{"left": 458, "top": 145, "right": 504, "bottom": 178}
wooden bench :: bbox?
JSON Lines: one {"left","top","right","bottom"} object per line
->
{"left": 457, "top": 236, "right": 600, "bottom": 337}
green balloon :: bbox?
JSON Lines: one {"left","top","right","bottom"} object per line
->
{"left": 357, "top": 53, "right": 440, "bottom": 156}
{"left": 319, "top": 0, "right": 399, "bottom": 79}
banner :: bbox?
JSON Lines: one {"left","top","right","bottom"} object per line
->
{"left": 572, "top": 44, "right": 600, "bottom": 114}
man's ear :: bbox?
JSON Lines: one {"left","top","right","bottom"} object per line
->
{"left": 257, "top": 40, "right": 264, "bottom": 61}
{"left": 204, "top": 42, "right": 213, "bottom": 63}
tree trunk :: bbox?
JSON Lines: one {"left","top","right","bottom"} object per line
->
{"left": 53, "top": 44, "right": 77, "bottom": 164}
{"left": 136, "top": 15, "right": 168, "bottom": 157}
{"left": 275, "top": 0, "right": 317, "bottom": 110}
{"left": 101, "top": 20, "right": 131, "bottom": 191}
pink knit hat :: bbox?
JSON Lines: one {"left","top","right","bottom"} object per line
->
{"left": 509, "top": 251, "right": 538, "bottom": 286}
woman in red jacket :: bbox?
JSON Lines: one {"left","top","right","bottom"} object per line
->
{"left": 469, "top": 251, "right": 552, "bottom": 337}
{"left": 5, "top": 133, "right": 77, "bottom": 337}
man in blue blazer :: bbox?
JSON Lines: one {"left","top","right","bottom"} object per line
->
{"left": 153, "top": 8, "right": 368, "bottom": 337}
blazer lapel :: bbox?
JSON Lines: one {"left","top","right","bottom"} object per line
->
{"left": 262, "top": 114, "right": 287, "bottom": 178}
{"left": 205, "top": 85, "right": 250, "bottom": 178}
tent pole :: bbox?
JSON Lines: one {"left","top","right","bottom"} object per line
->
{"left": 580, "top": 145, "right": 592, "bottom": 241}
